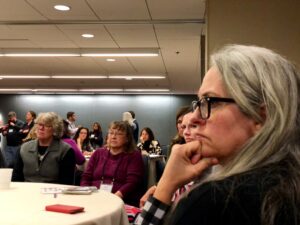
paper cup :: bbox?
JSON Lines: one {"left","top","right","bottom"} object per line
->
{"left": 0, "top": 168, "right": 13, "bottom": 189}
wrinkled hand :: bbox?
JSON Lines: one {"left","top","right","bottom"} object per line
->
{"left": 153, "top": 141, "right": 218, "bottom": 204}
{"left": 139, "top": 185, "right": 156, "bottom": 208}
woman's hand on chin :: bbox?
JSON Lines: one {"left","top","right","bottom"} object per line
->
{"left": 153, "top": 141, "right": 218, "bottom": 204}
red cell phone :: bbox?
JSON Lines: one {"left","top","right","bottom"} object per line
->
{"left": 45, "top": 204, "right": 84, "bottom": 214}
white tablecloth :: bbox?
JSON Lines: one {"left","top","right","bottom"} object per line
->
{"left": 0, "top": 182, "right": 129, "bottom": 225}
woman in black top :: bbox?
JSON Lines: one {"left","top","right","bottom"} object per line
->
{"left": 89, "top": 122, "right": 103, "bottom": 149}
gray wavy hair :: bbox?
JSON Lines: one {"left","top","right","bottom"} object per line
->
{"left": 209, "top": 44, "right": 300, "bottom": 177}
{"left": 204, "top": 44, "right": 300, "bottom": 225}
{"left": 35, "top": 112, "right": 63, "bottom": 139}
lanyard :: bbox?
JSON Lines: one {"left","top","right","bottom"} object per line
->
{"left": 101, "top": 150, "right": 124, "bottom": 183}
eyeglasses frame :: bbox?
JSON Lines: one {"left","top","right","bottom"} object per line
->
{"left": 192, "top": 96, "right": 235, "bottom": 120}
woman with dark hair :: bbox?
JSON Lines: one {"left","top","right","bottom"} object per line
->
{"left": 20, "top": 110, "right": 36, "bottom": 141}
{"left": 89, "top": 122, "right": 103, "bottom": 149}
{"left": 81, "top": 121, "right": 144, "bottom": 206}
{"left": 62, "top": 120, "right": 85, "bottom": 185}
{"left": 137, "top": 127, "right": 161, "bottom": 155}
{"left": 73, "top": 127, "right": 93, "bottom": 153}
{"left": 167, "top": 106, "right": 191, "bottom": 159}
{"left": 62, "top": 120, "right": 85, "bottom": 166}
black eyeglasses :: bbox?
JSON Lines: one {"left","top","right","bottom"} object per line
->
{"left": 191, "top": 96, "right": 235, "bottom": 120}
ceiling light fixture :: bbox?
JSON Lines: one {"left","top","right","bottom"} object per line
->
{"left": 108, "top": 75, "right": 165, "bottom": 79}
{"left": 1, "top": 49, "right": 80, "bottom": 57}
{"left": 0, "top": 88, "right": 170, "bottom": 94}
{"left": 33, "top": 89, "right": 77, "bottom": 92}
{"left": 81, "top": 34, "right": 94, "bottom": 38}
{"left": 0, "top": 75, "right": 165, "bottom": 79}
{"left": 0, "top": 48, "right": 159, "bottom": 57}
{"left": 125, "top": 89, "right": 169, "bottom": 92}
{"left": 0, "top": 75, "right": 50, "bottom": 79}
{"left": 51, "top": 75, "right": 107, "bottom": 79}
{"left": 54, "top": 5, "right": 71, "bottom": 11}
{"left": 79, "top": 89, "right": 123, "bottom": 92}
{"left": 4, "top": 53, "right": 79, "bottom": 57}
{"left": 106, "top": 59, "right": 116, "bottom": 62}
{"left": 81, "top": 48, "right": 159, "bottom": 57}
{"left": 0, "top": 89, "right": 32, "bottom": 92}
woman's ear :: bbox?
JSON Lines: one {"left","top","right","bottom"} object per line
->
{"left": 254, "top": 104, "right": 266, "bottom": 131}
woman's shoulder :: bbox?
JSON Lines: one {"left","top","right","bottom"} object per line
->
{"left": 151, "top": 140, "right": 160, "bottom": 145}
{"left": 93, "top": 147, "right": 109, "bottom": 155}
{"left": 63, "top": 138, "right": 76, "bottom": 146}
{"left": 21, "top": 139, "right": 37, "bottom": 149}
{"left": 170, "top": 171, "right": 264, "bottom": 225}
{"left": 188, "top": 165, "right": 283, "bottom": 206}
{"left": 88, "top": 147, "right": 109, "bottom": 160}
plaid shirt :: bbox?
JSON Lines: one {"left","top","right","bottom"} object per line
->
{"left": 134, "top": 196, "right": 170, "bottom": 225}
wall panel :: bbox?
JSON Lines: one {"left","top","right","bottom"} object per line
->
{"left": 0, "top": 94, "right": 195, "bottom": 146}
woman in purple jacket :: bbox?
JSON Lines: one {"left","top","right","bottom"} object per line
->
{"left": 81, "top": 121, "right": 144, "bottom": 206}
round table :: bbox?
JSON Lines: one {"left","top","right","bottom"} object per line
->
{"left": 0, "top": 182, "right": 129, "bottom": 225}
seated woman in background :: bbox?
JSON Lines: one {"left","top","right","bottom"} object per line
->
{"left": 73, "top": 127, "right": 94, "bottom": 154}
{"left": 12, "top": 112, "right": 76, "bottom": 185}
{"left": 89, "top": 122, "right": 103, "bottom": 149}
{"left": 62, "top": 120, "right": 85, "bottom": 185}
{"left": 167, "top": 106, "right": 191, "bottom": 159}
{"left": 137, "top": 127, "right": 161, "bottom": 155}
{"left": 81, "top": 121, "right": 144, "bottom": 207}
{"left": 20, "top": 110, "right": 36, "bottom": 141}
{"left": 22, "top": 124, "right": 37, "bottom": 143}
{"left": 62, "top": 120, "right": 85, "bottom": 166}
{"left": 139, "top": 111, "right": 204, "bottom": 207}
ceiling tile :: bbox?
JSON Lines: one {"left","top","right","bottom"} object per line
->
{"left": 27, "top": 0, "right": 98, "bottom": 20}
{"left": 87, "top": 0, "right": 150, "bottom": 20}
{"left": 148, "top": 0, "right": 206, "bottom": 19}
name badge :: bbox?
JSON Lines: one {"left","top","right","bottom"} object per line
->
{"left": 8, "top": 129, "right": 13, "bottom": 133}
{"left": 90, "top": 134, "right": 95, "bottom": 138}
{"left": 100, "top": 182, "right": 113, "bottom": 193}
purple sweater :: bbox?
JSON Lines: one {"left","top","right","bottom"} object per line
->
{"left": 80, "top": 147, "right": 144, "bottom": 206}
{"left": 63, "top": 138, "right": 86, "bottom": 165}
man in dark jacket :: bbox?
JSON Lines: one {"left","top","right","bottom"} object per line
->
{"left": 1, "top": 111, "right": 24, "bottom": 168}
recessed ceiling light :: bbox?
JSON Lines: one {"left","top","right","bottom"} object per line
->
{"left": 106, "top": 59, "right": 116, "bottom": 62}
{"left": 54, "top": 5, "right": 71, "bottom": 11}
{"left": 81, "top": 34, "right": 94, "bottom": 38}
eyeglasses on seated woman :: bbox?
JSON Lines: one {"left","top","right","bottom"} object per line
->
{"left": 80, "top": 121, "right": 145, "bottom": 207}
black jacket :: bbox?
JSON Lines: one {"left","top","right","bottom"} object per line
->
{"left": 169, "top": 159, "right": 299, "bottom": 225}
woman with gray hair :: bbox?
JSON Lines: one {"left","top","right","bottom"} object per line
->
{"left": 12, "top": 112, "right": 76, "bottom": 185}
{"left": 136, "top": 45, "right": 300, "bottom": 225}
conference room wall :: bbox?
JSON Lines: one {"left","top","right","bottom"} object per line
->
{"left": 0, "top": 94, "right": 195, "bottom": 148}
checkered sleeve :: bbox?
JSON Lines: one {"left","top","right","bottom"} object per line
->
{"left": 134, "top": 196, "right": 171, "bottom": 225}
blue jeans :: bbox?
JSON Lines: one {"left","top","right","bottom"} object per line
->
{"left": 4, "top": 145, "right": 20, "bottom": 168}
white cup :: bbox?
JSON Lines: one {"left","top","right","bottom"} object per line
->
{"left": 0, "top": 168, "right": 13, "bottom": 189}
